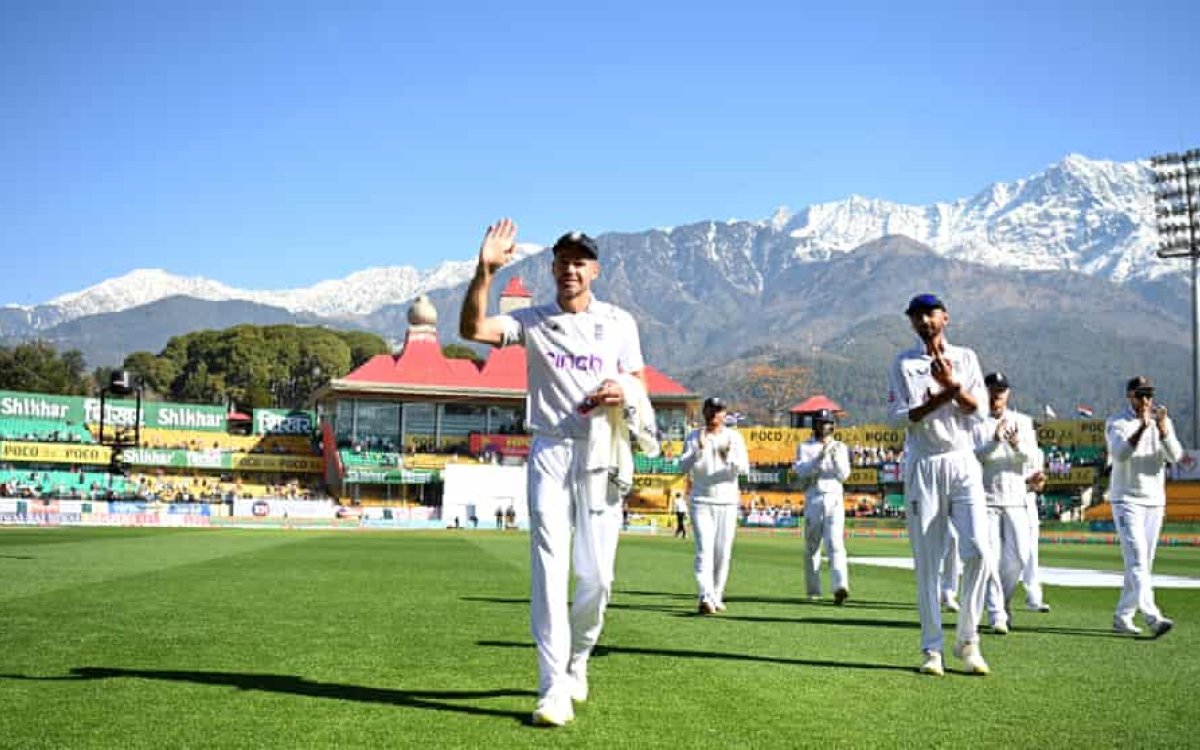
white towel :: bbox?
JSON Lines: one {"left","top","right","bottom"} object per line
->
{"left": 581, "top": 374, "right": 660, "bottom": 511}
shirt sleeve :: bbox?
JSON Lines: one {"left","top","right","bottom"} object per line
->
{"left": 679, "top": 430, "right": 701, "bottom": 473}
{"left": 1161, "top": 418, "right": 1185, "bottom": 464}
{"left": 833, "top": 442, "right": 851, "bottom": 482}
{"left": 496, "top": 312, "right": 524, "bottom": 348}
{"left": 729, "top": 431, "right": 750, "bottom": 475}
{"left": 616, "top": 309, "right": 646, "bottom": 374}
{"left": 887, "top": 354, "right": 913, "bottom": 427}
{"left": 959, "top": 349, "right": 986, "bottom": 420}
{"left": 1107, "top": 416, "right": 1138, "bottom": 462}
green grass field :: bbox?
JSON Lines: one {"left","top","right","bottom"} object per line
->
{"left": 1, "top": 527, "right": 1198, "bottom": 748}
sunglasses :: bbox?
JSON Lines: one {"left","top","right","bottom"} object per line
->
{"left": 1129, "top": 390, "right": 1155, "bottom": 399}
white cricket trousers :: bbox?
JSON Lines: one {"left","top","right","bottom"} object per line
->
{"left": 1022, "top": 496, "right": 1045, "bottom": 606}
{"left": 905, "top": 450, "right": 990, "bottom": 654}
{"left": 528, "top": 436, "right": 623, "bottom": 699}
{"left": 1111, "top": 502, "right": 1165, "bottom": 624}
{"left": 804, "top": 492, "right": 848, "bottom": 596}
{"left": 984, "top": 505, "right": 1032, "bottom": 626}
{"left": 939, "top": 524, "right": 961, "bottom": 600}
{"left": 691, "top": 501, "right": 737, "bottom": 606}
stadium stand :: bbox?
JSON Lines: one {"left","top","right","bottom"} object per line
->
{"left": 0, "top": 469, "right": 132, "bottom": 498}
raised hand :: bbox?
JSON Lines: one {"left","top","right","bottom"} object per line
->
{"left": 479, "top": 218, "right": 518, "bottom": 273}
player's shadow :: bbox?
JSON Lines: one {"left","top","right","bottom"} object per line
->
{"left": 0, "top": 668, "right": 535, "bottom": 723}
{"left": 478, "top": 640, "right": 915, "bottom": 674}
{"left": 723, "top": 595, "right": 914, "bottom": 611}
{"left": 0, "top": 555, "right": 34, "bottom": 559}
{"left": 613, "top": 589, "right": 695, "bottom": 600}
{"left": 461, "top": 595, "right": 529, "bottom": 605}
{"left": 1003, "top": 625, "right": 1144, "bottom": 639}
{"left": 719, "top": 613, "right": 921, "bottom": 630}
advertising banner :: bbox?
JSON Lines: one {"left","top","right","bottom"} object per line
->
{"left": 120, "top": 448, "right": 323, "bottom": 473}
{"left": 846, "top": 466, "right": 880, "bottom": 486}
{"left": 227, "top": 453, "right": 324, "bottom": 474}
{"left": 1035, "top": 419, "right": 1106, "bottom": 449}
{"left": 0, "top": 389, "right": 227, "bottom": 431}
{"left": 344, "top": 467, "right": 437, "bottom": 484}
{"left": 1169, "top": 450, "right": 1200, "bottom": 481}
{"left": 1044, "top": 466, "right": 1097, "bottom": 487}
{"left": 253, "top": 409, "right": 316, "bottom": 435}
{"left": 0, "top": 441, "right": 112, "bottom": 465}
{"left": 742, "top": 424, "right": 905, "bottom": 465}
{"left": 468, "top": 433, "right": 532, "bottom": 457}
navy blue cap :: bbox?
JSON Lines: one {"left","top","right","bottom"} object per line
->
{"left": 905, "top": 293, "right": 946, "bottom": 315}
{"left": 552, "top": 231, "right": 599, "bottom": 259}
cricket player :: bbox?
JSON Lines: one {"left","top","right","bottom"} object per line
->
{"left": 460, "top": 219, "right": 647, "bottom": 726}
{"left": 973, "top": 372, "right": 1040, "bottom": 634}
{"left": 1106, "top": 376, "right": 1183, "bottom": 638}
{"left": 888, "top": 293, "right": 991, "bottom": 676}
{"left": 680, "top": 396, "right": 749, "bottom": 614}
{"left": 793, "top": 408, "right": 852, "bottom": 603}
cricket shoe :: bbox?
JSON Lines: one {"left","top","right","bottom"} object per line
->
{"left": 1026, "top": 601, "right": 1052, "bottom": 613}
{"left": 833, "top": 588, "right": 849, "bottom": 606}
{"left": 1149, "top": 617, "right": 1174, "bottom": 639}
{"left": 952, "top": 641, "right": 990, "bottom": 675}
{"left": 941, "top": 593, "right": 960, "bottom": 613}
{"left": 698, "top": 599, "right": 717, "bottom": 615}
{"left": 566, "top": 663, "right": 588, "bottom": 703}
{"left": 919, "top": 650, "right": 944, "bottom": 677}
{"left": 991, "top": 621, "right": 1009, "bottom": 635}
{"left": 1112, "top": 617, "right": 1142, "bottom": 636}
{"left": 715, "top": 600, "right": 727, "bottom": 612}
{"left": 532, "top": 693, "right": 575, "bottom": 727}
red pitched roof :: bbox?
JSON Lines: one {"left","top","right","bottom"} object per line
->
{"left": 343, "top": 338, "right": 483, "bottom": 388}
{"left": 643, "top": 364, "right": 690, "bottom": 396}
{"left": 500, "top": 276, "right": 533, "bottom": 298}
{"left": 789, "top": 395, "right": 844, "bottom": 414}
{"left": 341, "top": 339, "right": 691, "bottom": 398}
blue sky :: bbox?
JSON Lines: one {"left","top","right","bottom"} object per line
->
{"left": 2, "top": 0, "right": 1197, "bottom": 305}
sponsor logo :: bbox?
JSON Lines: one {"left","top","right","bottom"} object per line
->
{"left": 546, "top": 351, "right": 604, "bottom": 372}
{"left": 251, "top": 501, "right": 270, "bottom": 517}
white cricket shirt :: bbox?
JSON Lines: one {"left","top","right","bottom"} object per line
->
{"left": 887, "top": 338, "right": 987, "bottom": 459}
{"left": 973, "top": 408, "right": 1040, "bottom": 507}
{"left": 497, "top": 298, "right": 644, "bottom": 439}
{"left": 1106, "top": 407, "right": 1185, "bottom": 506}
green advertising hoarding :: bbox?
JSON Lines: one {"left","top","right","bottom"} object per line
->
{"left": 0, "top": 390, "right": 227, "bottom": 432}
{"left": 121, "top": 447, "right": 323, "bottom": 473}
{"left": 344, "top": 467, "right": 438, "bottom": 485}
{"left": 252, "top": 409, "right": 316, "bottom": 435}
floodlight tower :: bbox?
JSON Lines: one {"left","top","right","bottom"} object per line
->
{"left": 1151, "top": 148, "right": 1200, "bottom": 446}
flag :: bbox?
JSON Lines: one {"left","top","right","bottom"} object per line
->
{"left": 1044, "top": 404, "right": 1058, "bottom": 419}
{"left": 1077, "top": 404, "right": 1094, "bottom": 418}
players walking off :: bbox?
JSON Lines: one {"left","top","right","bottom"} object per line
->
{"left": 680, "top": 397, "right": 749, "bottom": 614}
{"left": 887, "top": 294, "right": 992, "bottom": 676}
{"left": 793, "top": 408, "right": 852, "bottom": 604}
{"left": 1106, "top": 376, "right": 1183, "bottom": 638}
{"left": 972, "top": 372, "right": 1040, "bottom": 634}
{"left": 459, "top": 219, "right": 652, "bottom": 726}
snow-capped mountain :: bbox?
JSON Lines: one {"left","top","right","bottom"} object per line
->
{"left": 6, "top": 244, "right": 543, "bottom": 328}
{"left": 776, "top": 154, "right": 1160, "bottom": 281}
{"left": 0, "top": 154, "right": 1174, "bottom": 334}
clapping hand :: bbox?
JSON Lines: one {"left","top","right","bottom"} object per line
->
{"left": 1155, "top": 405, "right": 1169, "bottom": 433}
